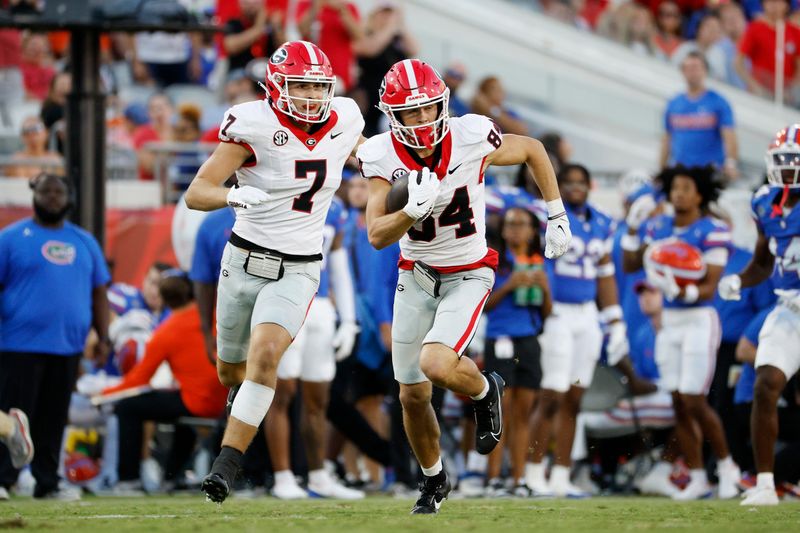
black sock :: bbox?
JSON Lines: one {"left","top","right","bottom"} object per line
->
{"left": 211, "top": 446, "right": 243, "bottom": 483}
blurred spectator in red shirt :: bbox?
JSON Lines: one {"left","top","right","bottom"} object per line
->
{"left": 3, "top": 116, "right": 62, "bottom": 179}
{"left": 133, "top": 93, "right": 174, "bottom": 181}
{"left": 19, "top": 33, "right": 55, "bottom": 101}
{"left": 355, "top": 1, "right": 418, "bottom": 136}
{"left": 735, "top": 0, "right": 800, "bottom": 99}
{"left": 653, "top": 1, "right": 685, "bottom": 58}
{"left": 471, "top": 76, "right": 529, "bottom": 136}
{"left": 297, "top": 0, "right": 364, "bottom": 92}
{"left": 223, "top": 0, "right": 286, "bottom": 72}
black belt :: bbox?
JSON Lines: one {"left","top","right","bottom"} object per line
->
{"left": 229, "top": 232, "right": 322, "bottom": 262}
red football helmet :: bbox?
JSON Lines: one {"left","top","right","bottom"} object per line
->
{"left": 378, "top": 59, "right": 450, "bottom": 149}
{"left": 766, "top": 124, "right": 800, "bottom": 188}
{"left": 265, "top": 40, "right": 336, "bottom": 123}
{"left": 65, "top": 452, "right": 100, "bottom": 484}
{"left": 644, "top": 239, "right": 706, "bottom": 287}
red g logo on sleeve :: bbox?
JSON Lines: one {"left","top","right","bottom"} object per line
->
{"left": 41, "top": 241, "right": 76, "bottom": 265}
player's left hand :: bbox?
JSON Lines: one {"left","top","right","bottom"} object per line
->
{"left": 333, "top": 321, "right": 360, "bottom": 361}
{"left": 606, "top": 321, "right": 628, "bottom": 366}
{"left": 544, "top": 212, "right": 571, "bottom": 259}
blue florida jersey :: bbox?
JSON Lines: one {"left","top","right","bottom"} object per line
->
{"left": 547, "top": 203, "right": 615, "bottom": 304}
{"left": 751, "top": 185, "right": 800, "bottom": 292}
{"left": 318, "top": 197, "right": 349, "bottom": 298}
{"left": 641, "top": 214, "right": 731, "bottom": 309}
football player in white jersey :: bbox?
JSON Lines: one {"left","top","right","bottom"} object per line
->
{"left": 357, "top": 59, "right": 571, "bottom": 514}
{"left": 185, "top": 40, "right": 365, "bottom": 503}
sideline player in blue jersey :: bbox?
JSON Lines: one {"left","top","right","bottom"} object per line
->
{"left": 526, "top": 164, "right": 628, "bottom": 497}
{"left": 623, "top": 165, "right": 740, "bottom": 500}
{"left": 267, "top": 195, "right": 363, "bottom": 500}
{"left": 719, "top": 125, "right": 800, "bottom": 506}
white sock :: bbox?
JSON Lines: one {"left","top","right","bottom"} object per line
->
{"left": 470, "top": 376, "right": 490, "bottom": 401}
{"left": 309, "top": 468, "right": 328, "bottom": 486}
{"left": 421, "top": 457, "right": 443, "bottom": 477}
{"left": 526, "top": 462, "right": 546, "bottom": 485}
{"left": 756, "top": 472, "right": 775, "bottom": 490}
{"left": 274, "top": 470, "right": 296, "bottom": 487}
{"left": 717, "top": 456, "right": 735, "bottom": 472}
{"left": 550, "top": 464, "right": 570, "bottom": 486}
{"left": 689, "top": 468, "right": 707, "bottom": 484}
{"left": 466, "top": 450, "right": 487, "bottom": 473}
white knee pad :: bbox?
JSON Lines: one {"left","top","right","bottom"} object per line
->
{"left": 230, "top": 380, "right": 275, "bottom": 427}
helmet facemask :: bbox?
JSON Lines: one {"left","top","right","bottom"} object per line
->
{"left": 380, "top": 89, "right": 450, "bottom": 150}
{"left": 765, "top": 147, "right": 800, "bottom": 188}
{"left": 270, "top": 72, "right": 336, "bottom": 124}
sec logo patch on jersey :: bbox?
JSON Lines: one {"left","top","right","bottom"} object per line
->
{"left": 274, "top": 130, "right": 288, "bottom": 146}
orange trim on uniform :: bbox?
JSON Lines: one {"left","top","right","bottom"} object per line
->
{"left": 221, "top": 139, "right": 257, "bottom": 167}
{"left": 273, "top": 106, "right": 339, "bottom": 152}
{"left": 454, "top": 289, "right": 491, "bottom": 354}
{"left": 397, "top": 247, "right": 499, "bottom": 273}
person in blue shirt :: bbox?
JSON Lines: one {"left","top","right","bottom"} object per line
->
{"left": 527, "top": 164, "right": 627, "bottom": 498}
{"left": 662, "top": 52, "right": 739, "bottom": 182}
{"left": 483, "top": 207, "right": 550, "bottom": 496}
{"left": 718, "top": 125, "right": 800, "bottom": 505}
{"left": 0, "top": 174, "right": 111, "bottom": 500}
{"left": 189, "top": 206, "right": 235, "bottom": 364}
{"left": 623, "top": 165, "right": 740, "bottom": 501}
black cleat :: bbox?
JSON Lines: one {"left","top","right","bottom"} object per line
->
{"left": 474, "top": 371, "right": 505, "bottom": 455}
{"left": 201, "top": 472, "right": 230, "bottom": 503}
{"left": 225, "top": 384, "right": 240, "bottom": 418}
{"left": 410, "top": 473, "right": 451, "bottom": 514}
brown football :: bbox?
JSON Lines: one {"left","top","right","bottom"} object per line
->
{"left": 385, "top": 170, "right": 411, "bottom": 213}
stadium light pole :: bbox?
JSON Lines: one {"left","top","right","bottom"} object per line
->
{"left": 66, "top": 27, "right": 106, "bottom": 244}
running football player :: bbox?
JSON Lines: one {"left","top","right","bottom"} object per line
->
{"left": 185, "top": 40, "right": 365, "bottom": 503}
{"left": 358, "top": 59, "right": 571, "bottom": 514}
{"left": 718, "top": 126, "right": 800, "bottom": 506}
{"left": 622, "top": 165, "right": 740, "bottom": 500}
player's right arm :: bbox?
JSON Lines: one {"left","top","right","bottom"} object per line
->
{"left": 185, "top": 142, "right": 251, "bottom": 211}
{"left": 365, "top": 177, "right": 416, "bottom": 250}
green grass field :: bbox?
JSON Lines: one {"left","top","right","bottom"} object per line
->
{"left": 1, "top": 496, "right": 798, "bottom": 532}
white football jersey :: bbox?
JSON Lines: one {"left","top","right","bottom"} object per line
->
{"left": 219, "top": 97, "right": 364, "bottom": 256}
{"left": 357, "top": 114, "right": 501, "bottom": 269}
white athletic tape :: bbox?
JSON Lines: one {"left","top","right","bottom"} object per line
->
{"left": 230, "top": 380, "right": 275, "bottom": 427}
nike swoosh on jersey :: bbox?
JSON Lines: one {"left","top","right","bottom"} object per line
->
{"left": 331, "top": 131, "right": 343, "bottom": 139}
{"left": 448, "top": 163, "right": 463, "bottom": 174}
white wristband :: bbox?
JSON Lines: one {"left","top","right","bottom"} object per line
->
{"left": 546, "top": 198, "right": 566, "bottom": 219}
{"left": 599, "top": 304, "right": 623, "bottom": 324}
{"left": 682, "top": 284, "right": 699, "bottom": 304}
{"left": 620, "top": 234, "right": 641, "bottom": 252}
